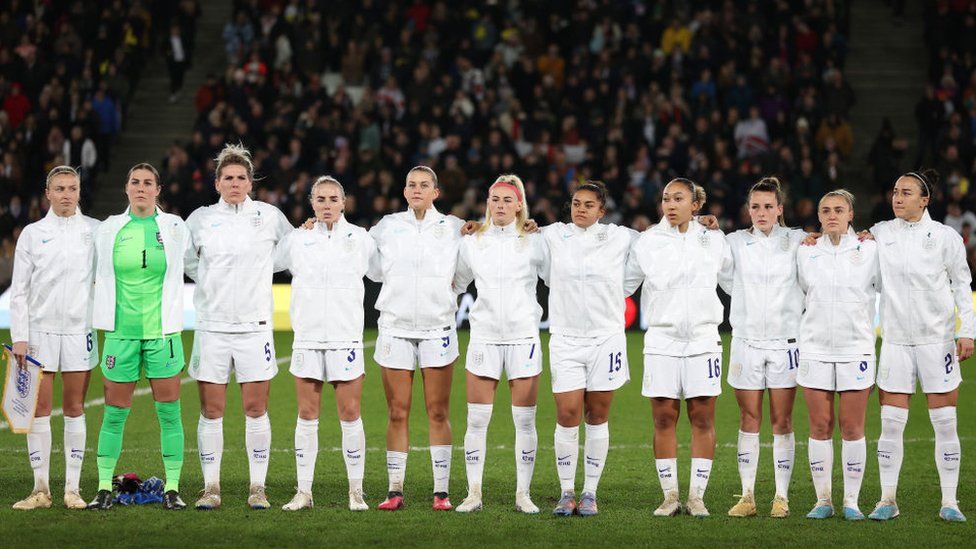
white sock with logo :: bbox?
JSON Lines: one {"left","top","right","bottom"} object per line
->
{"left": 737, "top": 430, "right": 760, "bottom": 496}
{"left": 27, "top": 415, "right": 51, "bottom": 492}
{"left": 63, "top": 414, "right": 86, "bottom": 493}
{"left": 689, "top": 457, "right": 713, "bottom": 501}
{"left": 197, "top": 415, "right": 223, "bottom": 488}
{"left": 656, "top": 458, "right": 679, "bottom": 497}
{"left": 930, "top": 406, "right": 961, "bottom": 506}
{"left": 294, "top": 417, "right": 318, "bottom": 493}
{"left": 430, "top": 444, "right": 452, "bottom": 494}
{"left": 463, "top": 404, "right": 492, "bottom": 492}
{"left": 877, "top": 405, "right": 908, "bottom": 501}
{"left": 554, "top": 423, "right": 579, "bottom": 491}
{"left": 245, "top": 413, "right": 271, "bottom": 487}
{"left": 387, "top": 451, "right": 407, "bottom": 493}
{"left": 340, "top": 418, "right": 365, "bottom": 491}
{"left": 772, "top": 432, "right": 794, "bottom": 499}
{"left": 512, "top": 405, "right": 537, "bottom": 494}
{"left": 842, "top": 437, "right": 866, "bottom": 509}
{"left": 583, "top": 422, "right": 610, "bottom": 495}
{"left": 808, "top": 438, "right": 833, "bottom": 503}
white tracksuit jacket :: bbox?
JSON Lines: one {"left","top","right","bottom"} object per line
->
{"left": 542, "top": 221, "right": 638, "bottom": 338}
{"left": 275, "top": 216, "right": 376, "bottom": 349}
{"left": 454, "top": 222, "right": 548, "bottom": 343}
{"left": 367, "top": 208, "right": 464, "bottom": 338}
{"left": 796, "top": 229, "right": 880, "bottom": 361}
{"left": 871, "top": 210, "right": 975, "bottom": 344}
{"left": 719, "top": 224, "right": 806, "bottom": 345}
{"left": 625, "top": 220, "right": 732, "bottom": 356}
{"left": 9, "top": 208, "right": 99, "bottom": 341}
{"left": 92, "top": 207, "right": 192, "bottom": 334}
{"left": 184, "top": 197, "right": 292, "bottom": 332}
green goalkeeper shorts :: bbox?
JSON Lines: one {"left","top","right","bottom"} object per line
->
{"left": 101, "top": 334, "right": 185, "bottom": 383}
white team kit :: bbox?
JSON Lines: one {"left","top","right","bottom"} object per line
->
{"left": 275, "top": 215, "right": 377, "bottom": 382}
{"left": 872, "top": 211, "right": 974, "bottom": 394}
{"left": 626, "top": 220, "right": 731, "bottom": 400}
{"left": 274, "top": 214, "right": 375, "bottom": 509}
{"left": 543, "top": 221, "right": 637, "bottom": 393}
{"left": 796, "top": 230, "right": 880, "bottom": 392}
{"left": 9, "top": 207, "right": 100, "bottom": 509}
{"left": 721, "top": 225, "right": 805, "bottom": 390}
{"left": 185, "top": 196, "right": 293, "bottom": 383}
{"left": 184, "top": 195, "right": 292, "bottom": 506}
{"left": 455, "top": 222, "right": 548, "bottom": 380}
{"left": 9, "top": 208, "right": 101, "bottom": 373}
{"left": 10, "top": 176, "right": 976, "bottom": 520}
{"left": 368, "top": 208, "right": 464, "bottom": 370}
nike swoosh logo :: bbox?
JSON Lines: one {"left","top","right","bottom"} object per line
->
{"left": 163, "top": 454, "right": 176, "bottom": 458}
{"left": 465, "top": 450, "right": 478, "bottom": 455}
{"left": 200, "top": 452, "right": 215, "bottom": 457}
{"left": 346, "top": 449, "right": 361, "bottom": 455}
{"left": 746, "top": 241, "right": 756, "bottom": 246}
{"left": 658, "top": 468, "right": 670, "bottom": 473}
{"left": 885, "top": 241, "right": 895, "bottom": 246}
{"left": 41, "top": 238, "right": 53, "bottom": 244}
{"left": 696, "top": 469, "right": 709, "bottom": 474}
{"left": 944, "top": 452, "right": 960, "bottom": 457}
{"left": 434, "top": 459, "right": 446, "bottom": 464}
{"left": 810, "top": 460, "right": 823, "bottom": 466}
{"left": 777, "top": 459, "right": 790, "bottom": 464}
{"left": 737, "top": 452, "right": 749, "bottom": 457}
{"left": 29, "top": 451, "right": 39, "bottom": 456}
{"left": 119, "top": 236, "right": 133, "bottom": 242}
{"left": 521, "top": 450, "right": 535, "bottom": 455}
{"left": 557, "top": 455, "right": 571, "bottom": 461}
{"left": 71, "top": 448, "right": 83, "bottom": 453}
{"left": 846, "top": 462, "right": 861, "bottom": 467}
{"left": 211, "top": 223, "right": 222, "bottom": 228}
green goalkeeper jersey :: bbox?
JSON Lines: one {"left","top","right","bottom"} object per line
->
{"left": 107, "top": 213, "right": 167, "bottom": 340}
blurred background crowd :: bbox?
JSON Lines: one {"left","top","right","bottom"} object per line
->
{"left": 3, "top": 1, "right": 976, "bottom": 288}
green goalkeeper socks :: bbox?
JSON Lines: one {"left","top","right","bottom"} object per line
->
{"left": 155, "top": 400, "right": 184, "bottom": 492}
{"left": 96, "top": 405, "right": 131, "bottom": 491}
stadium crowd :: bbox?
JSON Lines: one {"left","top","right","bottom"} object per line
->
{"left": 159, "top": 0, "right": 853, "bottom": 236}
{"left": 0, "top": 1, "right": 200, "bottom": 287}
{"left": 915, "top": 0, "right": 976, "bottom": 276}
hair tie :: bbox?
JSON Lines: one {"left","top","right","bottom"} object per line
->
{"left": 905, "top": 171, "right": 930, "bottom": 196}
{"left": 489, "top": 181, "right": 523, "bottom": 203}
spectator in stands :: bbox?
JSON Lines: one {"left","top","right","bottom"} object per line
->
{"left": 155, "top": 1, "right": 854, "bottom": 244}
{"left": 165, "top": 23, "right": 189, "bottom": 103}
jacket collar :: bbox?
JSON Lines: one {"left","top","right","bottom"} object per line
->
{"left": 568, "top": 221, "right": 604, "bottom": 235}
{"left": 816, "top": 227, "right": 860, "bottom": 252}
{"left": 216, "top": 196, "right": 254, "bottom": 213}
{"left": 893, "top": 209, "right": 932, "bottom": 230}
{"left": 651, "top": 218, "right": 703, "bottom": 237}
{"left": 315, "top": 215, "right": 348, "bottom": 233}
{"left": 43, "top": 206, "right": 82, "bottom": 224}
{"left": 749, "top": 223, "right": 785, "bottom": 240}
{"left": 400, "top": 206, "right": 443, "bottom": 227}
{"left": 487, "top": 219, "right": 518, "bottom": 235}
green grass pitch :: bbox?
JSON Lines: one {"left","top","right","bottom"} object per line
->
{"left": 0, "top": 329, "right": 973, "bottom": 547}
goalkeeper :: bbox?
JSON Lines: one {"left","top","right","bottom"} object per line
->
{"left": 86, "top": 163, "right": 193, "bottom": 510}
